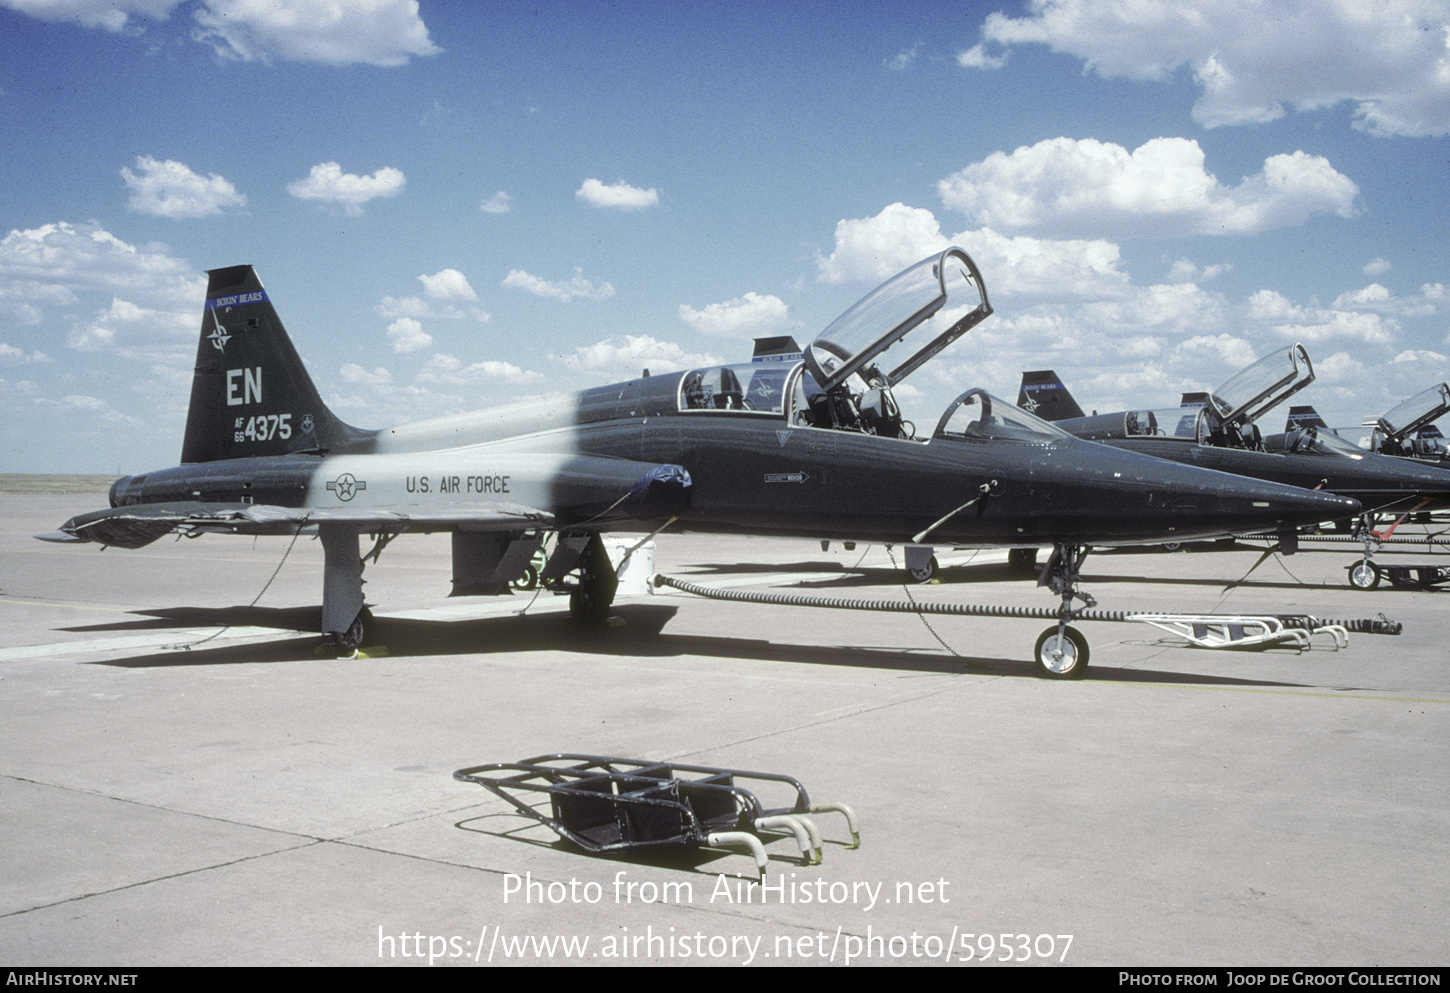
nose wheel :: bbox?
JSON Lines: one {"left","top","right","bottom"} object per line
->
{"left": 1035, "top": 625, "right": 1089, "bottom": 678}
{"left": 1348, "top": 561, "right": 1381, "bottom": 590}
{"left": 1035, "top": 544, "right": 1095, "bottom": 679}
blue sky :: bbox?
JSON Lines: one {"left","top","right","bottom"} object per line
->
{"left": 1, "top": 0, "right": 1447, "bottom": 472}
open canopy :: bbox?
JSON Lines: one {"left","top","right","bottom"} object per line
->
{"left": 1377, "top": 383, "right": 1450, "bottom": 442}
{"left": 805, "top": 247, "right": 992, "bottom": 393}
{"left": 1209, "top": 343, "right": 1314, "bottom": 427}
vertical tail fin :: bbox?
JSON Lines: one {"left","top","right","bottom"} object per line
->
{"left": 180, "top": 265, "right": 374, "bottom": 464}
{"left": 1284, "top": 405, "right": 1328, "bottom": 433}
{"left": 1017, "top": 370, "right": 1085, "bottom": 421}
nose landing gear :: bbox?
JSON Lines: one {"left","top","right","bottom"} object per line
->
{"left": 1034, "top": 544, "right": 1095, "bottom": 679}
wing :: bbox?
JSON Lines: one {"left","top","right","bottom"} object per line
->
{"left": 41, "top": 456, "right": 691, "bottom": 549}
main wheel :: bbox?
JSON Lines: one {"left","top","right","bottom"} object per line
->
{"left": 907, "top": 555, "right": 939, "bottom": 584}
{"left": 1034, "top": 625, "right": 1089, "bottom": 679}
{"left": 570, "top": 585, "right": 612, "bottom": 624}
{"left": 1348, "top": 561, "right": 1380, "bottom": 590}
{"left": 335, "top": 607, "right": 376, "bottom": 652}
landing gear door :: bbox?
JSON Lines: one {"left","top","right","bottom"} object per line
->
{"left": 805, "top": 247, "right": 991, "bottom": 393}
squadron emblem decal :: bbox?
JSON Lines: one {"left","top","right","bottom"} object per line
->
{"left": 326, "top": 473, "right": 366, "bottom": 502}
{"left": 301, "top": 413, "right": 315, "bottom": 434}
{"left": 207, "top": 313, "right": 232, "bottom": 352}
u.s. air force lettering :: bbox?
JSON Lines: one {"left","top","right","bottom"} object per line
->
{"left": 405, "top": 475, "right": 510, "bottom": 495}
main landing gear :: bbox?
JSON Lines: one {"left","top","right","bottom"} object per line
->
{"left": 1034, "top": 544, "right": 1095, "bottom": 679}
{"left": 566, "top": 532, "right": 619, "bottom": 625}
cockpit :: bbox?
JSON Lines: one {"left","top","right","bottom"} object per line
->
{"left": 678, "top": 364, "right": 789, "bottom": 414}
{"left": 674, "top": 246, "right": 997, "bottom": 443}
{"left": 1371, "top": 383, "right": 1450, "bottom": 457}
{"left": 1264, "top": 423, "right": 1366, "bottom": 460}
{"left": 932, "top": 390, "right": 1073, "bottom": 444}
{"left": 1200, "top": 344, "right": 1314, "bottom": 449}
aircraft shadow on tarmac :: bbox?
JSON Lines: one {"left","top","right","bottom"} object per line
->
{"left": 675, "top": 558, "right": 1364, "bottom": 594}
{"left": 71, "top": 602, "right": 1315, "bottom": 689}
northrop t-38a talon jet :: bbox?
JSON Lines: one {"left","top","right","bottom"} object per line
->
{"left": 44, "top": 248, "right": 1358, "bottom": 677}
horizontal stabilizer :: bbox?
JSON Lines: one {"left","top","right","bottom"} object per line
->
{"left": 55, "top": 501, "right": 559, "bottom": 546}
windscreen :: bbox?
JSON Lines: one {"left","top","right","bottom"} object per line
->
{"left": 934, "top": 390, "right": 1073, "bottom": 443}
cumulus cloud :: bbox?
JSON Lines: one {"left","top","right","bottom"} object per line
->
{"left": 885, "top": 42, "right": 922, "bottom": 71}
{"left": 1166, "top": 258, "right": 1231, "bottom": 283}
{"left": 554, "top": 335, "right": 719, "bottom": 378}
{"left": 814, "top": 202, "right": 1131, "bottom": 301}
{"left": 815, "top": 203, "right": 951, "bottom": 285}
{"left": 956, "top": 43, "right": 1007, "bottom": 70}
{"left": 417, "top": 268, "right": 477, "bottom": 302}
{"left": 575, "top": 178, "right": 659, "bottom": 210}
{"left": 1174, "top": 333, "right": 1259, "bottom": 370}
{"left": 480, "top": 191, "right": 512, "bottom": 214}
{"left": 192, "top": 0, "right": 440, "bottom": 67}
{"left": 0, "top": 343, "right": 49, "bottom": 364}
{"left": 679, "top": 292, "right": 790, "bottom": 338}
{"left": 806, "top": 196, "right": 1450, "bottom": 427}
{"left": 975, "top": 0, "right": 1450, "bottom": 137}
{"left": 502, "top": 267, "right": 615, "bottom": 302}
{"left": 121, "top": 156, "right": 246, "bottom": 219}
{"left": 0, "top": 280, "right": 79, "bottom": 324}
{"left": 339, "top": 362, "right": 392, "bottom": 386}
{"left": 288, "top": 162, "right": 405, "bottom": 215}
{"left": 1333, "top": 282, "right": 1443, "bottom": 318}
{"left": 67, "top": 296, "right": 197, "bottom": 361}
{"left": 1246, "top": 288, "right": 1398, "bottom": 345}
{"left": 1363, "top": 257, "right": 1393, "bottom": 276}
{"left": 938, "top": 137, "right": 1358, "bottom": 240}
{"left": 33, "top": 392, "right": 146, "bottom": 428}
{"left": 377, "top": 293, "right": 490, "bottom": 323}
{"left": 417, "top": 352, "right": 541, "bottom": 385}
{"left": 4, "top": 0, "right": 439, "bottom": 67}
{"left": 385, "top": 317, "right": 431, "bottom": 354}
{"left": 1393, "top": 348, "right": 1450, "bottom": 365}
{"left": 0, "top": 220, "right": 204, "bottom": 313}
{"left": 0, "top": 0, "right": 179, "bottom": 32}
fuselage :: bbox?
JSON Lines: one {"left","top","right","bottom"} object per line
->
{"left": 108, "top": 367, "right": 1360, "bottom": 547}
{"left": 1076, "top": 435, "right": 1450, "bottom": 519}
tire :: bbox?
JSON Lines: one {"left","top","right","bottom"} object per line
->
{"left": 335, "top": 607, "right": 375, "bottom": 652}
{"left": 907, "top": 555, "right": 938, "bottom": 584}
{"left": 1034, "top": 625, "right": 1089, "bottom": 679}
{"left": 1348, "top": 561, "right": 1380, "bottom": 590}
{"left": 570, "top": 586, "right": 611, "bottom": 625}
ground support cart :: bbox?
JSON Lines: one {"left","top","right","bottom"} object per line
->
{"left": 1130, "top": 613, "right": 1349, "bottom": 649}
{"left": 1346, "top": 560, "right": 1450, "bottom": 591}
{"left": 453, "top": 754, "right": 859, "bottom": 880}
